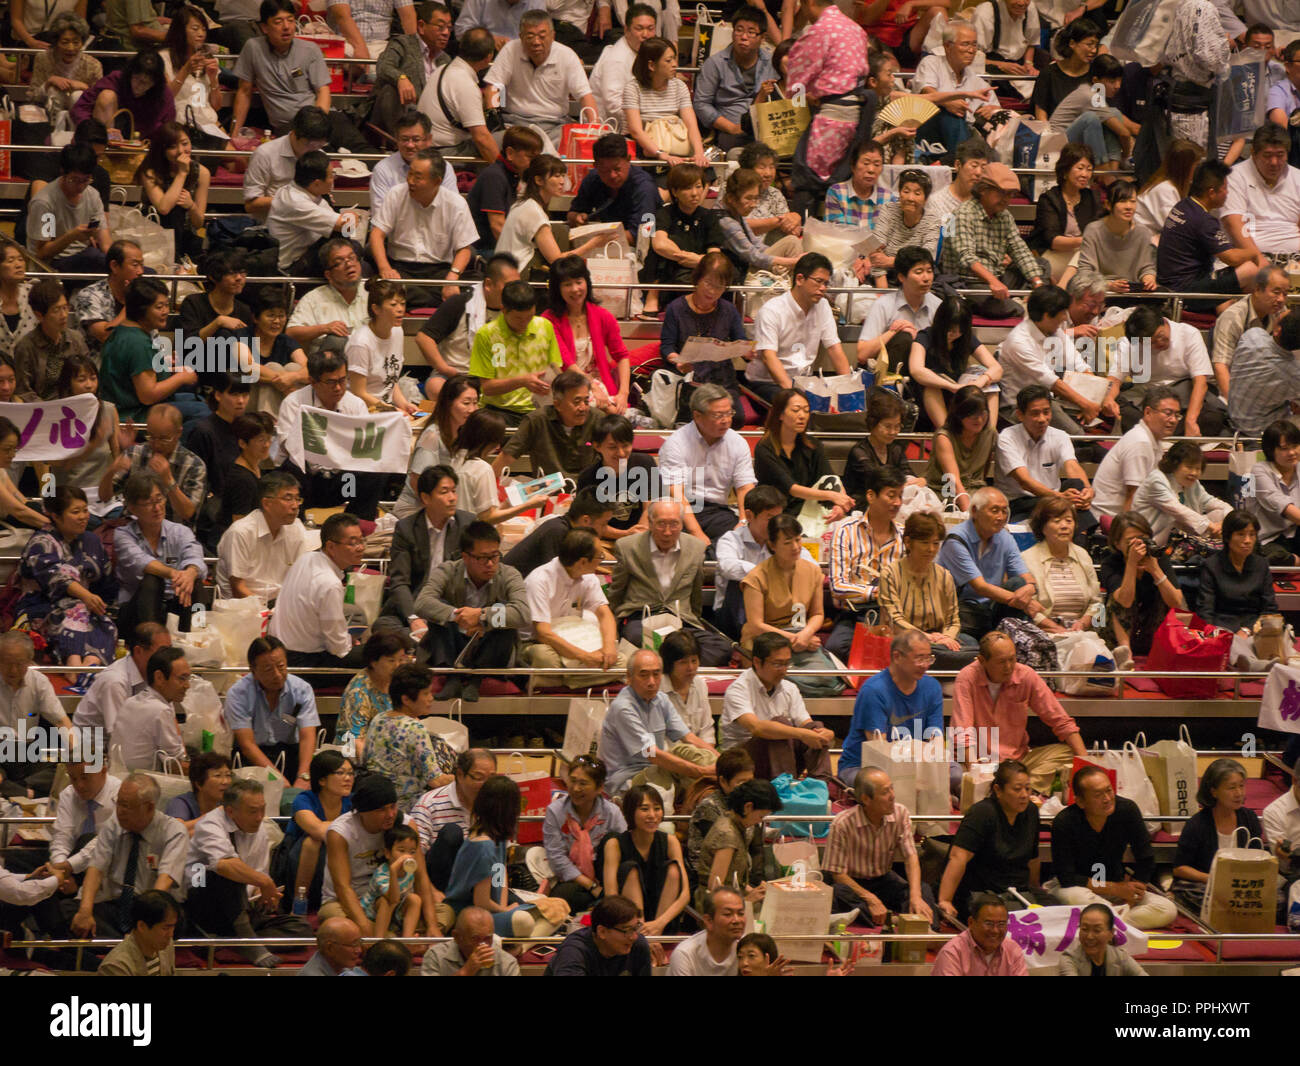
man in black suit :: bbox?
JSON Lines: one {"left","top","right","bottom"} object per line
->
{"left": 378, "top": 465, "right": 476, "bottom": 639}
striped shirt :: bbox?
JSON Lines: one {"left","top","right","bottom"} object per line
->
{"left": 877, "top": 559, "right": 961, "bottom": 640}
{"left": 939, "top": 195, "right": 1041, "bottom": 284}
{"left": 824, "top": 180, "right": 895, "bottom": 229}
{"left": 409, "top": 781, "right": 469, "bottom": 851}
{"left": 1225, "top": 326, "right": 1300, "bottom": 437}
{"left": 821, "top": 802, "right": 916, "bottom": 881}
{"left": 830, "top": 517, "right": 903, "bottom": 604}
{"left": 621, "top": 77, "right": 690, "bottom": 125}
{"left": 1043, "top": 558, "right": 1087, "bottom": 622}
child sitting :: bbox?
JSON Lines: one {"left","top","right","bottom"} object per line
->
{"left": 362, "top": 825, "right": 425, "bottom": 937}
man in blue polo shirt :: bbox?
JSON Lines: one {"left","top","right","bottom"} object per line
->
{"left": 224, "top": 635, "right": 321, "bottom": 789}
{"left": 566, "top": 133, "right": 659, "bottom": 247}
{"left": 936, "top": 486, "right": 1042, "bottom": 639}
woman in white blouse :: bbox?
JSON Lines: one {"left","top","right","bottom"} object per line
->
{"left": 622, "top": 37, "right": 706, "bottom": 167}
{"left": 1132, "top": 440, "right": 1230, "bottom": 548}
{"left": 452, "top": 408, "right": 553, "bottom": 525}
{"left": 661, "top": 629, "right": 713, "bottom": 745}
{"left": 1021, "top": 496, "right": 1104, "bottom": 634}
{"left": 1135, "top": 139, "right": 1204, "bottom": 243}
{"left": 496, "top": 155, "right": 608, "bottom": 276}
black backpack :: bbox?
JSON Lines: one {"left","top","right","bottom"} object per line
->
{"left": 788, "top": 85, "right": 880, "bottom": 218}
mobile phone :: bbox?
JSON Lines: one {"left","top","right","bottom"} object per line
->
{"left": 530, "top": 945, "right": 556, "bottom": 958}
{"left": 1278, "top": 580, "right": 1296, "bottom": 590}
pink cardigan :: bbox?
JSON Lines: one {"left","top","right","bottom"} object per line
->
{"left": 542, "top": 304, "right": 630, "bottom": 398}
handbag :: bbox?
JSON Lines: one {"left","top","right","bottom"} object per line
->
{"left": 297, "top": 15, "right": 347, "bottom": 91}
{"left": 1146, "top": 610, "right": 1231, "bottom": 698}
{"left": 103, "top": 109, "right": 148, "bottom": 185}
{"left": 142, "top": 753, "right": 192, "bottom": 806}
{"left": 996, "top": 617, "right": 1059, "bottom": 674}
{"left": 770, "top": 773, "right": 830, "bottom": 839}
{"left": 422, "top": 697, "right": 470, "bottom": 755}
{"left": 645, "top": 116, "right": 691, "bottom": 158}
{"left": 846, "top": 612, "right": 892, "bottom": 694}
{"left": 646, "top": 367, "right": 683, "bottom": 429}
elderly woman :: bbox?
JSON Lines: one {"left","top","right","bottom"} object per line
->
{"left": 284, "top": 749, "right": 354, "bottom": 908}
{"left": 1196, "top": 509, "right": 1278, "bottom": 637}
{"left": 1030, "top": 144, "right": 1102, "bottom": 286}
{"left": 542, "top": 755, "right": 627, "bottom": 912}
{"left": 1243, "top": 420, "right": 1300, "bottom": 565}
{"left": 694, "top": 779, "right": 780, "bottom": 909}
{"left": 29, "top": 14, "right": 100, "bottom": 115}
{"left": 868, "top": 169, "right": 942, "bottom": 286}
{"left": 1021, "top": 496, "right": 1104, "bottom": 635}
{"left": 337, "top": 631, "right": 412, "bottom": 762}
{"left": 1058, "top": 903, "right": 1149, "bottom": 976}
{"left": 1132, "top": 440, "right": 1231, "bottom": 549}
{"left": 1172, "top": 758, "right": 1271, "bottom": 914}
{"left": 361, "top": 663, "right": 455, "bottom": 811}
{"left": 164, "top": 751, "right": 232, "bottom": 831}
{"left": 1099, "top": 511, "right": 1185, "bottom": 656}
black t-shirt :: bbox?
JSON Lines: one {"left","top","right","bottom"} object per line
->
{"left": 178, "top": 292, "right": 255, "bottom": 339}
{"left": 575, "top": 452, "right": 657, "bottom": 531}
{"left": 544, "top": 926, "right": 652, "bottom": 976}
{"left": 503, "top": 515, "right": 573, "bottom": 576}
{"left": 1030, "top": 63, "right": 1089, "bottom": 118}
{"left": 654, "top": 203, "right": 726, "bottom": 257}
{"left": 1156, "top": 197, "right": 1232, "bottom": 287}
{"left": 183, "top": 413, "right": 241, "bottom": 498}
{"left": 420, "top": 291, "right": 470, "bottom": 345}
{"left": 951, "top": 795, "right": 1040, "bottom": 894}
{"left": 843, "top": 439, "right": 911, "bottom": 512}
{"left": 467, "top": 158, "right": 518, "bottom": 246}
{"left": 217, "top": 464, "right": 260, "bottom": 536}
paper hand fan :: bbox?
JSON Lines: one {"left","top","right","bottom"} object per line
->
{"left": 876, "top": 95, "right": 939, "bottom": 129}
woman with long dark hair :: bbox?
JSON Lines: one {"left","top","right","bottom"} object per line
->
{"left": 162, "top": 5, "right": 222, "bottom": 132}
{"left": 542, "top": 254, "right": 631, "bottom": 415}
{"left": 1136, "top": 138, "right": 1204, "bottom": 239}
{"left": 73, "top": 47, "right": 175, "bottom": 141}
{"left": 394, "top": 374, "right": 480, "bottom": 519}
{"left": 136, "top": 121, "right": 210, "bottom": 259}
{"left": 907, "top": 294, "right": 1000, "bottom": 431}
{"left": 924, "top": 385, "right": 996, "bottom": 510}
{"left": 497, "top": 156, "right": 607, "bottom": 275}
{"left": 451, "top": 408, "right": 548, "bottom": 524}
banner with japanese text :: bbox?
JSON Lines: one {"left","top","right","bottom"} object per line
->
{"left": 287, "top": 405, "right": 412, "bottom": 474}
{"left": 0, "top": 394, "right": 100, "bottom": 461}
{"left": 1007, "top": 904, "right": 1148, "bottom": 970}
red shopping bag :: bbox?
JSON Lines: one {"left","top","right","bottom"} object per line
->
{"left": 506, "top": 754, "right": 554, "bottom": 843}
{"left": 1146, "top": 609, "right": 1231, "bottom": 699}
{"left": 561, "top": 110, "right": 636, "bottom": 194}
{"left": 297, "top": 16, "right": 347, "bottom": 92}
{"left": 1065, "top": 758, "right": 1117, "bottom": 804}
{"left": 0, "top": 103, "right": 12, "bottom": 180}
{"left": 845, "top": 620, "right": 891, "bottom": 693}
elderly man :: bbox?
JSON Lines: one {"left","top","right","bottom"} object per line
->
{"left": 369, "top": 5, "right": 454, "bottom": 139}
{"left": 609, "top": 498, "right": 732, "bottom": 667}
{"left": 216, "top": 472, "right": 310, "bottom": 602}
{"left": 953, "top": 632, "right": 1087, "bottom": 792}
{"left": 995, "top": 384, "right": 1095, "bottom": 525}
{"left": 545, "top": 893, "right": 652, "bottom": 976}
{"left": 243, "top": 106, "right": 331, "bottom": 221}
{"left": 658, "top": 383, "right": 757, "bottom": 545}
{"left": 1090, "top": 385, "right": 1181, "bottom": 517}
{"left": 841, "top": 631, "right": 944, "bottom": 780}
{"left": 369, "top": 111, "right": 458, "bottom": 214}
{"left": 692, "top": 6, "right": 775, "bottom": 150}
{"left": 719, "top": 631, "right": 835, "bottom": 780}
{"left": 113, "top": 647, "right": 188, "bottom": 773}
{"left": 1212, "top": 265, "right": 1290, "bottom": 399}
{"left": 940, "top": 161, "right": 1048, "bottom": 318}
{"left": 936, "top": 487, "right": 1039, "bottom": 639}
{"left": 930, "top": 893, "right": 1028, "bottom": 975}
{"left": 591, "top": 4, "right": 658, "bottom": 125}
{"left": 113, "top": 473, "right": 208, "bottom": 636}
{"left": 1106, "top": 306, "right": 1225, "bottom": 436}
{"left": 286, "top": 238, "right": 370, "bottom": 357}
{"left": 911, "top": 20, "right": 1000, "bottom": 161}
{"left": 1223, "top": 124, "right": 1300, "bottom": 259}
{"left": 600, "top": 649, "right": 717, "bottom": 797}
{"left": 68, "top": 774, "right": 188, "bottom": 939}
{"left": 98, "top": 891, "right": 179, "bottom": 976}
{"left": 1267, "top": 38, "right": 1300, "bottom": 127}
{"left": 414, "top": 521, "right": 529, "bottom": 701}
{"left": 1049, "top": 764, "right": 1178, "bottom": 930}
{"left": 566, "top": 133, "right": 660, "bottom": 246}
{"left": 298, "top": 915, "right": 364, "bottom": 975}
{"left": 827, "top": 467, "right": 904, "bottom": 662}
{"left": 1226, "top": 315, "right": 1300, "bottom": 437}
{"left": 411, "top": 749, "right": 497, "bottom": 889}
{"left": 69, "top": 238, "right": 144, "bottom": 357}
{"left": 666, "top": 886, "right": 746, "bottom": 976}
{"left": 418, "top": 28, "right": 499, "bottom": 164}
{"left": 1063, "top": 274, "right": 1107, "bottom": 341}
{"left": 185, "top": 778, "right": 311, "bottom": 967}
{"left": 422, "top": 905, "right": 522, "bottom": 975}
{"left": 225, "top": 636, "right": 320, "bottom": 786}
{"left": 824, "top": 767, "right": 935, "bottom": 924}
{"left": 484, "top": 13, "right": 597, "bottom": 144}
{"left": 102, "top": 404, "right": 206, "bottom": 526}
{"left": 0, "top": 631, "right": 72, "bottom": 798}
{"left": 500, "top": 369, "right": 601, "bottom": 480}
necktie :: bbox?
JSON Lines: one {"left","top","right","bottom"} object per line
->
{"left": 80, "top": 799, "right": 98, "bottom": 839}
{"left": 117, "top": 832, "right": 143, "bottom": 931}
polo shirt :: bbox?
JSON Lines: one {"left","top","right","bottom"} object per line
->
{"left": 1110, "top": 319, "right": 1211, "bottom": 386}
{"left": 467, "top": 157, "right": 520, "bottom": 245}
{"left": 467, "top": 314, "right": 562, "bottom": 414}
{"left": 749, "top": 291, "right": 841, "bottom": 384}
{"left": 994, "top": 424, "right": 1076, "bottom": 500}
{"left": 522, "top": 555, "right": 608, "bottom": 640}
{"left": 657, "top": 421, "right": 756, "bottom": 506}
{"left": 223, "top": 671, "right": 321, "bottom": 746}
{"left": 422, "top": 56, "right": 491, "bottom": 152}
{"left": 861, "top": 289, "right": 941, "bottom": 342}
{"left": 997, "top": 317, "right": 1088, "bottom": 406}
{"left": 934, "top": 518, "right": 1028, "bottom": 604}
{"left": 951, "top": 793, "right": 1039, "bottom": 893}
{"left": 1157, "top": 196, "right": 1232, "bottom": 287}
{"left": 409, "top": 781, "right": 469, "bottom": 850}
{"left": 372, "top": 183, "right": 479, "bottom": 264}
{"left": 267, "top": 183, "right": 338, "bottom": 271}
{"left": 243, "top": 134, "right": 297, "bottom": 203}
{"left": 100, "top": 325, "right": 167, "bottom": 423}
{"left": 654, "top": 202, "right": 726, "bottom": 260}
{"left": 1222, "top": 157, "right": 1300, "bottom": 254}
{"left": 369, "top": 151, "right": 457, "bottom": 213}
{"left": 718, "top": 669, "right": 811, "bottom": 750}
{"left": 232, "top": 37, "right": 331, "bottom": 132}
{"left": 601, "top": 686, "right": 690, "bottom": 794}
{"left": 485, "top": 39, "right": 590, "bottom": 123}
{"left": 840, "top": 670, "right": 943, "bottom": 776}
{"left": 287, "top": 281, "right": 370, "bottom": 335}
{"left": 569, "top": 164, "right": 660, "bottom": 239}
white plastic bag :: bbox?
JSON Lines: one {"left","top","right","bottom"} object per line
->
{"left": 179, "top": 675, "right": 232, "bottom": 756}
{"left": 167, "top": 615, "right": 226, "bottom": 668}
{"left": 142, "top": 753, "right": 192, "bottom": 806}
{"left": 210, "top": 597, "right": 267, "bottom": 667}
{"left": 1090, "top": 742, "right": 1160, "bottom": 818}
{"left": 1050, "top": 631, "right": 1118, "bottom": 696}
{"left": 422, "top": 697, "right": 469, "bottom": 755}
{"left": 896, "top": 482, "right": 944, "bottom": 524}
{"left": 646, "top": 368, "right": 683, "bottom": 429}
{"left": 233, "top": 752, "right": 288, "bottom": 817}
{"left": 801, "top": 217, "right": 877, "bottom": 271}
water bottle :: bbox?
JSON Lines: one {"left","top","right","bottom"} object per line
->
{"left": 293, "top": 887, "right": 308, "bottom": 917}
{"left": 831, "top": 919, "right": 848, "bottom": 961}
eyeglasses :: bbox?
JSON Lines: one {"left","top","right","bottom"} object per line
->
{"left": 331, "top": 537, "right": 365, "bottom": 548}
{"left": 318, "top": 375, "right": 349, "bottom": 387}
{"left": 766, "top": 658, "right": 793, "bottom": 670}
{"left": 701, "top": 409, "right": 734, "bottom": 422}
{"left": 327, "top": 254, "right": 359, "bottom": 270}
{"left": 612, "top": 922, "right": 642, "bottom": 936}
{"left": 147, "top": 434, "right": 179, "bottom": 444}
{"left": 274, "top": 493, "right": 302, "bottom": 503}
{"left": 465, "top": 551, "right": 502, "bottom": 563}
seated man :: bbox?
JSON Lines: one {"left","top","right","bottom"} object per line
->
{"left": 839, "top": 630, "right": 943, "bottom": 781}
{"left": 911, "top": 21, "right": 1000, "bottom": 162}
{"left": 414, "top": 521, "right": 529, "bottom": 702}
{"left": 591, "top": 5, "right": 657, "bottom": 124}
{"left": 419, "top": 28, "right": 500, "bottom": 165}
{"left": 566, "top": 133, "right": 660, "bottom": 248}
{"left": 748, "top": 252, "right": 852, "bottom": 403}
{"left": 936, "top": 487, "right": 1039, "bottom": 639}
{"left": 415, "top": 254, "right": 521, "bottom": 399}
{"left": 1263, "top": 770, "right": 1300, "bottom": 883}
{"left": 691, "top": 6, "right": 774, "bottom": 150}
{"left": 0, "top": 631, "right": 72, "bottom": 798}
{"left": 657, "top": 383, "right": 756, "bottom": 544}
{"left": 97, "top": 890, "right": 179, "bottom": 976}
{"left": 216, "top": 472, "right": 311, "bottom": 602}
{"left": 823, "top": 767, "right": 935, "bottom": 924}
{"left": 411, "top": 748, "right": 497, "bottom": 890}
{"left": 73, "top": 624, "right": 169, "bottom": 753}
{"left": 369, "top": 4, "right": 454, "bottom": 141}
{"left": 1267, "top": 38, "right": 1300, "bottom": 127}
{"left": 713, "top": 485, "right": 803, "bottom": 639}
{"left": 298, "top": 915, "right": 364, "bottom": 975}
{"left": 544, "top": 894, "right": 652, "bottom": 976}
{"left": 1090, "top": 385, "right": 1180, "bottom": 517}
{"left": 47, "top": 760, "right": 121, "bottom": 889}
{"left": 12, "top": 279, "right": 90, "bottom": 402}
{"left": 521, "top": 528, "right": 625, "bottom": 680}
{"left": 953, "top": 631, "right": 1088, "bottom": 792}
{"left": 185, "top": 778, "right": 311, "bottom": 967}
{"left": 968, "top": 0, "right": 1039, "bottom": 76}
{"left": 69, "top": 774, "right": 188, "bottom": 939}
{"left": 69, "top": 238, "right": 143, "bottom": 359}
{"left": 113, "top": 474, "right": 208, "bottom": 637}
{"left": 243, "top": 106, "right": 331, "bottom": 222}
{"left": 381, "top": 465, "right": 476, "bottom": 636}
{"left": 666, "top": 886, "right": 747, "bottom": 976}
{"left": 1225, "top": 313, "right": 1300, "bottom": 437}
{"left": 267, "top": 513, "right": 368, "bottom": 669}
{"left": 267, "top": 150, "right": 358, "bottom": 276}
{"left": 939, "top": 161, "right": 1048, "bottom": 319}
{"left": 1063, "top": 274, "right": 1106, "bottom": 340}
{"left": 1222, "top": 123, "right": 1300, "bottom": 259}
{"left": 467, "top": 279, "right": 562, "bottom": 427}
{"left": 929, "top": 893, "right": 1028, "bottom": 976}
{"left": 26, "top": 143, "right": 110, "bottom": 274}
{"left": 922, "top": 138, "right": 989, "bottom": 234}
{"left": 857, "top": 247, "right": 941, "bottom": 373}
{"left": 500, "top": 369, "right": 601, "bottom": 481}
{"left": 995, "top": 384, "right": 1095, "bottom": 525}
{"left": 827, "top": 467, "right": 904, "bottom": 663}
{"left": 367, "top": 111, "right": 458, "bottom": 214}
{"left": 327, "top": 0, "right": 416, "bottom": 67}
{"left": 285, "top": 239, "right": 370, "bottom": 357}
{"left": 608, "top": 498, "right": 733, "bottom": 667}
{"left": 456, "top": 0, "right": 544, "bottom": 45}
{"left": 112, "top": 647, "right": 188, "bottom": 773}
{"left": 1049, "top": 764, "right": 1178, "bottom": 930}
{"left": 503, "top": 487, "right": 614, "bottom": 577}
{"left": 370, "top": 147, "right": 477, "bottom": 304}
{"left": 1107, "top": 306, "right": 1225, "bottom": 436}
{"left": 601, "top": 648, "right": 717, "bottom": 797}
{"left": 485, "top": 12, "right": 597, "bottom": 144}
{"left": 101, "top": 404, "right": 206, "bottom": 526}
{"left": 421, "top": 904, "right": 522, "bottom": 975}
{"left": 1211, "top": 264, "right": 1290, "bottom": 400}
{"left": 824, "top": 142, "right": 895, "bottom": 229}
{"left": 718, "top": 631, "right": 835, "bottom": 780}
{"left": 226, "top": 636, "right": 320, "bottom": 786}
{"left": 99, "top": 278, "right": 203, "bottom": 426}
{"left": 467, "top": 129, "right": 542, "bottom": 248}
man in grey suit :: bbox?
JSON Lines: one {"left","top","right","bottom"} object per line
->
{"left": 609, "top": 498, "right": 733, "bottom": 667}
{"left": 414, "top": 521, "right": 530, "bottom": 701}
{"left": 367, "top": 3, "right": 454, "bottom": 138}
{"left": 379, "top": 465, "right": 477, "bottom": 638}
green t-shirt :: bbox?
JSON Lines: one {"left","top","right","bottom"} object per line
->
{"left": 107, "top": 0, "right": 163, "bottom": 47}
{"left": 467, "top": 314, "right": 561, "bottom": 415}
{"left": 100, "top": 325, "right": 165, "bottom": 423}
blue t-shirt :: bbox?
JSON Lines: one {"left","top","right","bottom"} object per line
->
{"left": 840, "top": 670, "right": 944, "bottom": 776}
{"left": 936, "top": 520, "right": 1027, "bottom": 605}
{"left": 570, "top": 165, "right": 659, "bottom": 240}
{"left": 164, "top": 791, "right": 200, "bottom": 821}
{"left": 1157, "top": 196, "right": 1232, "bottom": 288}
{"left": 284, "top": 789, "right": 354, "bottom": 845}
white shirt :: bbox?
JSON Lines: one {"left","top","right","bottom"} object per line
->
{"left": 72, "top": 655, "right": 145, "bottom": 746}
{"left": 0, "top": 669, "right": 66, "bottom": 732}
{"left": 267, "top": 183, "right": 339, "bottom": 271}
{"left": 275, "top": 384, "right": 369, "bottom": 471}
{"left": 997, "top": 317, "right": 1087, "bottom": 406}
{"left": 322, "top": 810, "right": 386, "bottom": 903}
{"left": 750, "top": 292, "right": 841, "bottom": 384}
{"left": 1134, "top": 181, "right": 1179, "bottom": 241}
{"left": 369, "top": 152, "right": 458, "bottom": 213}
{"left": 994, "top": 423, "right": 1076, "bottom": 500}
{"left": 861, "top": 289, "right": 941, "bottom": 342}
{"left": 589, "top": 36, "right": 637, "bottom": 124}
{"left": 216, "top": 510, "right": 313, "bottom": 601}
{"left": 970, "top": 0, "right": 1039, "bottom": 59}
{"left": 666, "top": 676, "right": 714, "bottom": 745}
{"left": 50, "top": 775, "right": 120, "bottom": 873}
{"left": 649, "top": 538, "right": 681, "bottom": 596}
{"left": 495, "top": 198, "right": 550, "bottom": 274}
{"left": 267, "top": 551, "right": 353, "bottom": 657}
{"left": 1222, "top": 158, "right": 1300, "bottom": 255}
{"left": 373, "top": 183, "right": 480, "bottom": 265}
{"left": 82, "top": 809, "right": 189, "bottom": 903}
{"left": 1111, "top": 320, "right": 1212, "bottom": 385}
{"left": 0, "top": 861, "right": 57, "bottom": 906}
{"left": 719, "top": 669, "right": 811, "bottom": 749}
{"left": 288, "top": 280, "right": 370, "bottom": 334}
{"left": 420, "top": 57, "right": 490, "bottom": 148}
{"left": 911, "top": 54, "right": 997, "bottom": 123}
{"left": 185, "top": 805, "right": 274, "bottom": 900}
{"left": 243, "top": 134, "right": 297, "bottom": 203}
{"left": 1091, "top": 420, "right": 1163, "bottom": 517}
{"left": 346, "top": 323, "right": 406, "bottom": 404}
{"left": 523, "top": 556, "right": 608, "bottom": 640}
{"left": 452, "top": 453, "right": 499, "bottom": 515}
{"left": 114, "top": 688, "right": 185, "bottom": 771}
{"left": 486, "top": 39, "right": 591, "bottom": 122}
{"left": 665, "top": 930, "right": 738, "bottom": 976}
{"left": 1262, "top": 788, "right": 1300, "bottom": 851}
{"left": 658, "top": 421, "right": 756, "bottom": 507}
{"left": 427, "top": 515, "right": 450, "bottom": 569}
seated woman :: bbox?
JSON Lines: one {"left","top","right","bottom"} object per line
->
{"left": 868, "top": 170, "right": 942, "bottom": 286}
{"left": 451, "top": 409, "right": 553, "bottom": 525}
{"left": 907, "top": 295, "right": 1000, "bottom": 433}
{"left": 1135, "top": 138, "right": 1203, "bottom": 239}
{"left": 1132, "top": 440, "right": 1230, "bottom": 549}
{"left": 1243, "top": 419, "right": 1300, "bottom": 565}
{"left": 739, "top": 142, "right": 802, "bottom": 244}
{"left": 161, "top": 6, "right": 223, "bottom": 140}
{"left": 393, "top": 374, "right": 479, "bottom": 520}
{"left": 937, "top": 759, "right": 1055, "bottom": 922}
{"left": 1196, "top": 509, "right": 1278, "bottom": 637}
{"left": 1030, "top": 19, "right": 1099, "bottom": 122}
{"left": 16, "top": 486, "right": 115, "bottom": 667}
{"left": 661, "top": 629, "right": 714, "bottom": 745}
{"left": 497, "top": 156, "right": 607, "bottom": 278}
{"left": 0, "top": 241, "right": 35, "bottom": 366}
{"left": 72, "top": 48, "right": 175, "bottom": 142}
{"left": 844, "top": 388, "right": 922, "bottom": 512}
{"left": 0, "top": 417, "right": 53, "bottom": 531}
{"left": 1058, "top": 903, "right": 1149, "bottom": 976}
{"left": 694, "top": 778, "right": 780, "bottom": 909}
{"left": 30, "top": 14, "right": 102, "bottom": 116}
{"left": 337, "top": 631, "right": 411, "bottom": 762}
{"left": 135, "top": 122, "right": 209, "bottom": 262}
{"left": 753, "top": 388, "right": 854, "bottom": 520}
{"left": 879, "top": 511, "right": 979, "bottom": 669}
{"left": 660, "top": 252, "right": 747, "bottom": 428}
{"left": 717, "top": 168, "right": 802, "bottom": 282}
{"left": 212, "top": 412, "right": 275, "bottom": 545}
{"left": 1076, "top": 179, "right": 1157, "bottom": 296}
{"left": 284, "top": 749, "right": 354, "bottom": 911}
{"left": 1099, "top": 511, "right": 1186, "bottom": 656}
{"left": 50, "top": 354, "right": 128, "bottom": 508}
{"left": 178, "top": 247, "right": 252, "bottom": 361}
{"left": 1021, "top": 497, "right": 1104, "bottom": 636}
{"left": 542, "top": 754, "right": 626, "bottom": 912}
{"left": 240, "top": 286, "right": 310, "bottom": 413}
{"left": 602, "top": 784, "right": 690, "bottom": 937}
{"left": 164, "top": 751, "right": 232, "bottom": 832}
{"left": 346, "top": 279, "right": 417, "bottom": 415}
{"left": 360, "top": 663, "right": 455, "bottom": 811}
{"left": 924, "top": 385, "right": 996, "bottom": 513}
{"left": 447, "top": 774, "right": 568, "bottom": 937}
{"left": 1028, "top": 144, "right": 1101, "bottom": 285}
{"left": 622, "top": 37, "right": 706, "bottom": 168}
{"left": 1172, "top": 758, "right": 1271, "bottom": 914}
{"left": 542, "top": 255, "right": 631, "bottom": 415}
{"left": 575, "top": 414, "right": 655, "bottom": 539}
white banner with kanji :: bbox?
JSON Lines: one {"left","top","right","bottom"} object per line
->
{"left": 1007, "top": 904, "right": 1149, "bottom": 969}
{"left": 286, "top": 405, "right": 412, "bottom": 474}
{"left": 0, "top": 394, "right": 100, "bottom": 461}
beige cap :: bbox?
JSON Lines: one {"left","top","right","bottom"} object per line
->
{"left": 977, "top": 161, "right": 1021, "bottom": 194}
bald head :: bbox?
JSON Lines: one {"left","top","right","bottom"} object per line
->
{"left": 317, "top": 916, "right": 363, "bottom": 971}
